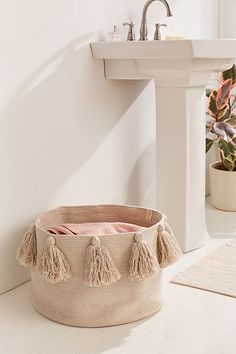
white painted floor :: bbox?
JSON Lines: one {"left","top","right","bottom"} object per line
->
{"left": 0, "top": 198, "right": 235, "bottom": 354}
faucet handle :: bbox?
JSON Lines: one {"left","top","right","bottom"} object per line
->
{"left": 123, "top": 22, "right": 136, "bottom": 41}
{"left": 154, "top": 23, "right": 167, "bottom": 40}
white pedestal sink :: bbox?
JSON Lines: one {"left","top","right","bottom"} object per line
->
{"left": 91, "top": 39, "right": 236, "bottom": 252}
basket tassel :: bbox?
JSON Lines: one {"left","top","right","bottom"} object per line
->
{"left": 157, "top": 221, "right": 182, "bottom": 268}
{"left": 129, "top": 232, "right": 159, "bottom": 281}
{"left": 16, "top": 223, "right": 37, "bottom": 268}
{"left": 85, "top": 237, "right": 121, "bottom": 287}
{"left": 37, "top": 236, "right": 71, "bottom": 284}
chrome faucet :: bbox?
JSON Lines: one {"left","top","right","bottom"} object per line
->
{"left": 123, "top": 22, "right": 136, "bottom": 41}
{"left": 139, "top": 0, "right": 173, "bottom": 41}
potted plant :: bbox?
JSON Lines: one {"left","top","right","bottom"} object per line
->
{"left": 206, "top": 64, "right": 236, "bottom": 211}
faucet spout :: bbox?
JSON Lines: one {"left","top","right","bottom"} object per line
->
{"left": 139, "top": 0, "right": 173, "bottom": 41}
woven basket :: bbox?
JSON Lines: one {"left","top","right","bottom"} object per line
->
{"left": 16, "top": 205, "right": 181, "bottom": 327}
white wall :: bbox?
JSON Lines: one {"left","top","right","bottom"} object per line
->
{"left": 0, "top": 0, "right": 219, "bottom": 294}
{"left": 219, "top": 0, "right": 236, "bottom": 38}
{"left": 205, "top": 0, "right": 236, "bottom": 196}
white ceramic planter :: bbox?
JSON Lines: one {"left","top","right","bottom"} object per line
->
{"left": 210, "top": 162, "right": 236, "bottom": 211}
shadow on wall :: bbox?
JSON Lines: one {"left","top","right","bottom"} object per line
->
{"left": 0, "top": 32, "right": 149, "bottom": 292}
{"left": 125, "top": 142, "right": 156, "bottom": 208}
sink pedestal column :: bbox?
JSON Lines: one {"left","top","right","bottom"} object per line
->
{"left": 91, "top": 39, "right": 235, "bottom": 252}
{"left": 155, "top": 82, "right": 208, "bottom": 252}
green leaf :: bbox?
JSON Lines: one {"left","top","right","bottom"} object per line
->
{"left": 208, "top": 90, "right": 217, "bottom": 117}
{"left": 218, "top": 140, "right": 229, "bottom": 159}
{"left": 216, "top": 79, "right": 232, "bottom": 110}
{"left": 225, "top": 115, "right": 236, "bottom": 128}
{"left": 206, "top": 138, "right": 214, "bottom": 153}
{"left": 227, "top": 141, "right": 236, "bottom": 154}
{"left": 218, "top": 108, "right": 231, "bottom": 122}
{"left": 208, "top": 89, "right": 229, "bottom": 119}
{"left": 221, "top": 64, "right": 236, "bottom": 85}
{"left": 217, "top": 106, "right": 230, "bottom": 119}
{"left": 218, "top": 139, "right": 236, "bottom": 170}
{"left": 223, "top": 158, "right": 235, "bottom": 171}
{"left": 218, "top": 140, "right": 234, "bottom": 156}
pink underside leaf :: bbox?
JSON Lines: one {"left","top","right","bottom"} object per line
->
{"left": 213, "top": 121, "right": 236, "bottom": 142}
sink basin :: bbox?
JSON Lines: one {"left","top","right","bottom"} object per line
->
{"left": 91, "top": 39, "right": 236, "bottom": 252}
{"left": 91, "top": 40, "right": 236, "bottom": 83}
{"left": 91, "top": 39, "right": 236, "bottom": 60}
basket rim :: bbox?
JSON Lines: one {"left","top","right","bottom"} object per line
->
{"left": 35, "top": 204, "right": 165, "bottom": 238}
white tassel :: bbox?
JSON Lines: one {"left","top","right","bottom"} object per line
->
{"left": 37, "top": 236, "right": 71, "bottom": 284}
{"left": 157, "top": 221, "right": 182, "bottom": 268}
{"left": 129, "top": 232, "right": 159, "bottom": 281}
{"left": 16, "top": 224, "right": 37, "bottom": 268}
{"left": 85, "top": 237, "right": 121, "bottom": 287}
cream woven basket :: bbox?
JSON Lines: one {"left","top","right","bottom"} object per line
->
{"left": 16, "top": 205, "right": 181, "bottom": 327}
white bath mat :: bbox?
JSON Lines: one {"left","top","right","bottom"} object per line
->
{"left": 171, "top": 240, "right": 236, "bottom": 298}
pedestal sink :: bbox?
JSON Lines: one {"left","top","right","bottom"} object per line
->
{"left": 91, "top": 39, "right": 236, "bottom": 252}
